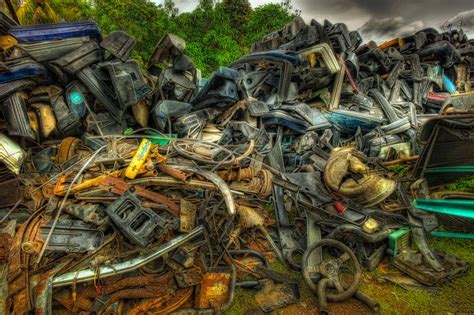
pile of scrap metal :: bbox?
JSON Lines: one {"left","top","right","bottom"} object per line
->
{"left": 0, "top": 11, "right": 473, "bottom": 314}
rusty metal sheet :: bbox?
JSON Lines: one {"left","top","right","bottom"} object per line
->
{"left": 33, "top": 258, "right": 72, "bottom": 315}
{"left": 54, "top": 273, "right": 175, "bottom": 312}
{"left": 100, "top": 176, "right": 180, "bottom": 215}
{"left": 0, "top": 221, "right": 15, "bottom": 315}
{"left": 255, "top": 280, "right": 300, "bottom": 312}
{"left": 7, "top": 211, "right": 43, "bottom": 314}
{"left": 195, "top": 269, "right": 231, "bottom": 310}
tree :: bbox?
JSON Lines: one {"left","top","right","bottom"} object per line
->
{"left": 163, "top": 0, "right": 179, "bottom": 18}
{"left": 222, "top": 0, "right": 251, "bottom": 34}
{"left": 175, "top": 4, "right": 241, "bottom": 75}
{"left": 245, "top": 3, "right": 294, "bottom": 48}
{"left": 50, "top": 0, "right": 94, "bottom": 21}
{"left": 92, "top": 0, "right": 173, "bottom": 62}
{"left": 197, "top": 0, "right": 214, "bottom": 11}
{"left": 16, "top": 0, "right": 60, "bottom": 25}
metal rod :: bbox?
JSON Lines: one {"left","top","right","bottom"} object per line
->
{"left": 0, "top": 198, "right": 21, "bottom": 224}
{"left": 52, "top": 226, "right": 204, "bottom": 287}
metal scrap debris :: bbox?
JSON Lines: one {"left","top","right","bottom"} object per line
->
{"left": 0, "top": 11, "right": 473, "bottom": 314}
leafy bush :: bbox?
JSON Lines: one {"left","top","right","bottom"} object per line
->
{"left": 46, "top": 0, "right": 295, "bottom": 77}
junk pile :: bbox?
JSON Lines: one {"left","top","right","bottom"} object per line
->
{"left": 0, "top": 11, "right": 473, "bottom": 314}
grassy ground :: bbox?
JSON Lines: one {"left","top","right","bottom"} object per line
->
{"left": 446, "top": 176, "right": 474, "bottom": 192}
{"left": 225, "top": 237, "right": 474, "bottom": 314}
{"left": 359, "top": 237, "right": 474, "bottom": 314}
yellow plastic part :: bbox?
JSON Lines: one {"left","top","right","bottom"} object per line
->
{"left": 27, "top": 111, "right": 39, "bottom": 139}
{"left": 378, "top": 37, "right": 405, "bottom": 50}
{"left": 31, "top": 103, "right": 57, "bottom": 138}
{"left": 54, "top": 171, "right": 121, "bottom": 196}
{"left": 124, "top": 139, "right": 153, "bottom": 179}
{"left": 307, "top": 52, "right": 318, "bottom": 67}
{"left": 0, "top": 35, "right": 17, "bottom": 50}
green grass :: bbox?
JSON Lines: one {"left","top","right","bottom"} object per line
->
{"left": 225, "top": 260, "right": 317, "bottom": 314}
{"left": 428, "top": 237, "right": 474, "bottom": 312}
{"left": 226, "top": 238, "right": 474, "bottom": 314}
{"left": 447, "top": 175, "right": 474, "bottom": 192}
{"left": 387, "top": 164, "right": 410, "bottom": 177}
{"left": 355, "top": 237, "right": 474, "bottom": 314}
{"left": 226, "top": 287, "right": 258, "bottom": 315}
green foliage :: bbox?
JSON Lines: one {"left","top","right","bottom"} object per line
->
{"left": 197, "top": 0, "right": 214, "bottom": 11}
{"left": 447, "top": 175, "right": 474, "bottom": 192}
{"left": 244, "top": 3, "right": 294, "bottom": 48}
{"left": 163, "top": 0, "right": 179, "bottom": 17}
{"left": 222, "top": 0, "right": 252, "bottom": 35}
{"left": 4, "top": 0, "right": 20, "bottom": 23}
{"left": 92, "top": 0, "right": 172, "bottom": 62}
{"left": 16, "top": 0, "right": 60, "bottom": 25}
{"left": 37, "top": 0, "right": 293, "bottom": 77}
{"left": 50, "top": 0, "right": 94, "bottom": 21}
{"left": 173, "top": 4, "right": 242, "bottom": 75}
{"left": 387, "top": 164, "right": 410, "bottom": 176}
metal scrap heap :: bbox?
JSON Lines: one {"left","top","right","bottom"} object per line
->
{"left": 0, "top": 12, "right": 473, "bottom": 314}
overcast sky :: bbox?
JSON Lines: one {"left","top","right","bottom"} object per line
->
{"left": 152, "top": 0, "right": 474, "bottom": 40}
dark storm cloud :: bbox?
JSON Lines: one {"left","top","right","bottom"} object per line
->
{"left": 444, "top": 9, "right": 474, "bottom": 35}
{"left": 295, "top": 0, "right": 396, "bottom": 18}
{"left": 291, "top": 0, "right": 474, "bottom": 40}
{"left": 357, "top": 17, "right": 424, "bottom": 40}
{"left": 356, "top": 9, "right": 474, "bottom": 41}
{"left": 294, "top": 0, "right": 474, "bottom": 21}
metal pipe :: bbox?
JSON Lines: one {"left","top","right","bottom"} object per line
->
{"left": 52, "top": 226, "right": 204, "bottom": 287}
{"left": 383, "top": 155, "right": 419, "bottom": 166}
{"left": 354, "top": 290, "right": 380, "bottom": 314}
{"left": 220, "top": 264, "right": 236, "bottom": 312}
{"left": 317, "top": 278, "right": 331, "bottom": 315}
{"left": 0, "top": 198, "right": 21, "bottom": 224}
{"left": 129, "top": 176, "right": 216, "bottom": 190}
